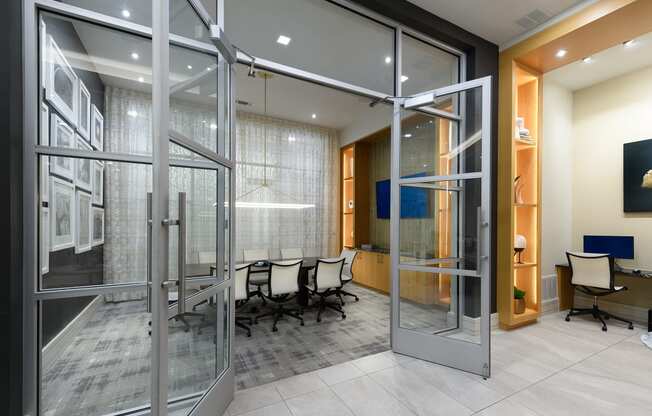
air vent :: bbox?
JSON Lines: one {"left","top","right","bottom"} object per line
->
{"left": 515, "top": 9, "right": 550, "bottom": 30}
{"left": 236, "top": 99, "right": 251, "bottom": 106}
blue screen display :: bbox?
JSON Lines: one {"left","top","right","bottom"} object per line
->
{"left": 583, "top": 235, "right": 634, "bottom": 259}
{"left": 375, "top": 173, "right": 429, "bottom": 219}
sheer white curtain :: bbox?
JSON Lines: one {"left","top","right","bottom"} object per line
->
{"left": 235, "top": 111, "right": 339, "bottom": 260}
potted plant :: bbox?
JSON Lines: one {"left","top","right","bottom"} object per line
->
{"left": 514, "top": 286, "right": 526, "bottom": 314}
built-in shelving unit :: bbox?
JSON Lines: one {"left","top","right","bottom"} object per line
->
{"left": 340, "top": 143, "right": 369, "bottom": 251}
{"left": 498, "top": 62, "right": 542, "bottom": 330}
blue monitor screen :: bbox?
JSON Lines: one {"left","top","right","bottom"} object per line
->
{"left": 583, "top": 235, "right": 634, "bottom": 259}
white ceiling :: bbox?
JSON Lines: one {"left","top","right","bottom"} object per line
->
{"left": 545, "top": 31, "right": 652, "bottom": 91}
{"left": 406, "top": 0, "right": 588, "bottom": 46}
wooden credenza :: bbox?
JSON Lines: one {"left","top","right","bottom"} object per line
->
{"left": 352, "top": 250, "right": 390, "bottom": 293}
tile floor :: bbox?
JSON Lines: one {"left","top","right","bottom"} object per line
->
{"left": 221, "top": 312, "right": 652, "bottom": 416}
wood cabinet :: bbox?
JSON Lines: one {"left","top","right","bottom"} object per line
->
{"left": 340, "top": 143, "right": 369, "bottom": 250}
{"left": 351, "top": 250, "right": 390, "bottom": 294}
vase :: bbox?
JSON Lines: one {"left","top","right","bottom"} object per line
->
{"left": 514, "top": 176, "right": 525, "bottom": 204}
{"left": 514, "top": 298, "right": 526, "bottom": 314}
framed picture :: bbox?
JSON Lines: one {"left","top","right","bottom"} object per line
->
{"left": 624, "top": 138, "right": 652, "bottom": 212}
{"left": 50, "top": 114, "right": 75, "bottom": 181}
{"left": 92, "top": 161, "right": 104, "bottom": 206}
{"left": 91, "top": 105, "right": 104, "bottom": 150}
{"left": 92, "top": 207, "right": 104, "bottom": 246}
{"left": 75, "top": 136, "right": 92, "bottom": 191}
{"left": 46, "top": 35, "right": 78, "bottom": 126}
{"left": 50, "top": 177, "right": 75, "bottom": 252}
{"left": 40, "top": 17, "right": 47, "bottom": 91}
{"left": 40, "top": 103, "right": 49, "bottom": 203}
{"left": 40, "top": 206, "right": 50, "bottom": 275}
{"left": 75, "top": 190, "right": 92, "bottom": 254}
{"left": 78, "top": 80, "right": 91, "bottom": 140}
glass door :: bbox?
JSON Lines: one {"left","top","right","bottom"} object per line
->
{"left": 390, "top": 76, "right": 492, "bottom": 377}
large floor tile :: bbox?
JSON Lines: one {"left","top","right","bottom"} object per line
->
{"left": 316, "top": 362, "right": 364, "bottom": 386}
{"left": 227, "top": 383, "right": 283, "bottom": 416}
{"left": 239, "top": 402, "right": 293, "bottom": 416}
{"left": 274, "top": 372, "right": 327, "bottom": 400}
{"left": 331, "top": 376, "right": 415, "bottom": 416}
{"left": 285, "top": 387, "right": 354, "bottom": 416}
{"left": 474, "top": 398, "right": 541, "bottom": 416}
{"left": 350, "top": 352, "right": 398, "bottom": 374}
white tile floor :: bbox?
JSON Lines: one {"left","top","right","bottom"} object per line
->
{"left": 223, "top": 312, "right": 652, "bottom": 416}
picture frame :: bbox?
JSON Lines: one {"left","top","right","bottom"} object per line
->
{"left": 75, "top": 190, "right": 92, "bottom": 254}
{"left": 78, "top": 80, "right": 91, "bottom": 140}
{"left": 50, "top": 177, "right": 75, "bottom": 252}
{"left": 91, "top": 105, "right": 104, "bottom": 150}
{"left": 92, "top": 207, "right": 104, "bottom": 246}
{"left": 46, "top": 35, "right": 78, "bottom": 127}
{"left": 40, "top": 103, "right": 50, "bottom": 203}
{"left": 40, "top": 17, "right": 47, "bottom": 91}
{"left": 75, "top": 135, "right": 92, "bottom": 191}
{"left": 40, "top": 206, "right": 50, "bottom": 275}
{"left": 50, "top": 114, "right": 75, "bottom": 181}
{"left": 624, "top": 138, "right": 652, "bottom": 212}
{"left": 92, "top": 161, "right": 104, "bottom": 206}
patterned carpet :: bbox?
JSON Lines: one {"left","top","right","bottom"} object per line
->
{"left": 41, "top": 283, "right": 451, "bottom": 416}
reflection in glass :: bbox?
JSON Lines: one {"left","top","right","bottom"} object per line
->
{"left": 401, "top": 34, "right": 459, "bottom": 96}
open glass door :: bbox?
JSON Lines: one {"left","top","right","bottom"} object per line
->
{"left": 390, "top": 76, "right": 492, "bottom": 377}
{"left": 152, "top": 1, "right": 237, "bottom": 415}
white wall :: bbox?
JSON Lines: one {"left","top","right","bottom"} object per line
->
{"left": 541, "top": 79, "right": 573, "bottom": 278}
{"left": 572, "top": 66, "right": 652, "bottom": 270}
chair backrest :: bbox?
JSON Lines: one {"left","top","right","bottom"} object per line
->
{"left": 281, "top": 248, "right": 303, "bottom": 260}
{"left": 234, "top": 264, "right": 251, "bottom": 301}
{"left": 315, "top": 258, "right": 345, "bottom": 291}
{"left": 198, "top": 251, "right": 216, "bottom": 264}
{"left": 339, "top": 248, "right": 357, "bottom": 278}
{"left": 269, "top": 260, "right": 302, "bottom": 296}
{"left": 567, "top": 252, "right": 614, "bottom": 290}
{"left": 244, "top": 249, "right": 269, "bottom": 262}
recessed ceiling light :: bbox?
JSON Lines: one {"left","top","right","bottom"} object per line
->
{"left": 130, "top": 52, "right": 139, "bottom": 60}
{"left": 206, "top": 66, "right": 212, "bottom": 71}
{"left": 187, "top": 65, "right": 193, "bottom": 70}
{"left": 385, "top": 56, "right": 392, "bottom": 64}
{"left": 127, "top": 110, "right": 138, "bottom": 117}
{"left": 137, "top": 76, "right": 145, "bottom": 83}
{"left": 401, "top": 75, "right": 409, "bottom": 83}
{"left": 555, "top": 49, "right": 567, "bottom": 58}
{"left": 582, "top": 56, "right": 593, "bottom": 64}
{"left": 404, "top": 133, "right": 412, "bottom": 138}
{"left": 121, "top": 9, "right": 131, "bottom": 18}
{"left": 277, "top": 35, "right": 291, "bottom": 46}
{"left": 624, "top": 39, "right": 636, "bottom": 48}
{"left": 311, "top": 113, "right": 317, "bottom": 119}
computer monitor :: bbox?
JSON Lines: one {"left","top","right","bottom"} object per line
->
{"left": 583, "top": 235, "right": 634, "bottom": 259}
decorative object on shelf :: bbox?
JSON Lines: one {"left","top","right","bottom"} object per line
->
{"left": 46, "top": 35, "right": 78, "bottom": 126}
{"left": 50, "top": 114, "right": 75, "bottom": 180}
{"left": 348, "top": 200, "right": 354, "bottom": 209}
{"left": 92, "top": 207, "right": 104, "bottom": 246}
{"left": 514, "top": 286, "right": 526, "bottom": 314}
{"left": 624, "top": 138, "right": 652, "bottom": 212}
{"left": 75, "top": 190, "right": 92, "bottom": 254}
{"left": 515, "top": 116, "right": 530, "bottom": 139}
{"left": 514, "top": 175, "right": 525, "bottom": 204}
{"left": 514, "top": 234, "right": 527, "bottom": 264}
{"left": 91, "top": 105, "right": 104, "bottom": 150}
{"left": 50, "top": 176, "right": 75, "bottom": 252}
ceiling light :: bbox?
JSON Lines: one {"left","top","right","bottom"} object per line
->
{"left": 288, "top": 135, "right": 296, "bottom": 142}
{"left": 555, "top": 49, "right": 567, "bottom": 58}
{"left": 235, "top": 202, "right": 315, "bottom": 210}
{"left": 311, "top": 113, "right": 317, "bottom": 119}
{"left": 121, "top": 9, "right": 131, "bottom": 18}
{"left": 401, "top": 75, "right": 409, "bottom": 83}
{"left": 206, "top": 66, "right": 212, "bottom": 71}
{"left": 209, "top": 123, "right": 217, "bottom": 130}
{"left": 130, "top": 52, "right": 139, "bottom": 60}
{"left": 276, "top": 35, "right": 291, "bottom": 46}
{"left": 404, "top": 133, "right": 412, "bottom": 138}
{"left": 127, "top": 110, "right": 138, "bottom": 117}
{"left": 624, "top": 39, "right": 636, "bottom": 48}
{"left": 582, "top": 56, "right": 593, "bottom": 64}
{"left": 137, "top": 76, "right": 145, "bottom": 83}
{"left": 385, "top": 56, "right": 392, "bottom": 64}
{"left": 187, "top": 65, "right": 193, "bottom": 70}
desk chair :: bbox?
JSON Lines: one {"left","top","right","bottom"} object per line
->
{"left": 335, "top": 248, "right": 359, "bottom": 305}
{"left": 244, "top": 249, "right": 270, "bottom": 305}
{"left": 281, "top": 248, "right": 303, "bottom": 260}
{"left": 565, "top": 252, "right": 634, "bottom": 332}
{"left": 307, "top": 258, "right": 346, "bottom": 322}
{"left": 255, "top": 260, "right": 304, "bottom": 332}
{"left": 235, "top": 264, "right": 253, "bottom": 337}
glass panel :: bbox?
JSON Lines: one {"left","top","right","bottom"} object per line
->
{"left": 400, "top": 86, "right": 483, "bottom": 177}
{"left": 41, "top": 13, "right": 153, "bottom": 156}
{"left": 56, "top": 1, "right": 152, "bottom": 27}
{"left": 170, "top": 0, "right": 211, "bottom": 44}
{"left": 40, "top": 157, "right": 152, "bottom": 290}
{"left": 401, "top": 34, "right": 459, "bottom": 96}
{"left": 223, "top": 169, "right": 231, "bottom": 273}
{"left": 398, "top": 271, "right": 480, "bottom": 344}
{"left": 225, "top": 0, "right": 395, "bottom": 94}
{"left": 41, "top": 292, "right": 151, "bottom": 416}
{"left": 398, "top": 178, "right": 481, "bottom": 274}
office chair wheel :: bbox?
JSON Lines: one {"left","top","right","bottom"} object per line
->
{"left": 602, "top": 325, "right": 607, "bottom": 332}
{"left": 272, "top": 326, "right": 278, "bottom": 332}
{"left": 354, "top": 297, "right": 359, "bottom": 302}
{"left": 317, "top": 317, "right": 322, "bottom": 323}
{"left": 628, "top": 323, "right": 634, "bottom": 330}
{"left": 300, "top": 320, "right": 304, "bottom": 326}
{"left": 247, "top": 331, "right": 252, "bottom": 337}
{"left": 342, "top": 314, "right": 346, "bottom": 320}
{"left": 565, "top": 316, "right": 570, "bottom": 322}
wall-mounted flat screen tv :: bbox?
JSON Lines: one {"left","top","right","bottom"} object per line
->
{"left": 376, "top": 172, "right": 429, "bottom": 219}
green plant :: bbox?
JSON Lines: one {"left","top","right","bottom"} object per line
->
{"left": 514, "top": 287, "right": 526, "bottom": 300}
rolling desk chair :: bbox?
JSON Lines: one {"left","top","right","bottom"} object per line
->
{"left": 306, "top": 258, "right": 347, "bottom": 323}
{"left": 255, "top": 260, "right": 305, "bottom": 332}
{"left": 244, "top": 249, "right": 270, "bottom": 306}
{"left": 565, "top": 252, "right": 635, "bottom": 332}
{"left": 335, "top": 248, "right": 358, "bottom": 305}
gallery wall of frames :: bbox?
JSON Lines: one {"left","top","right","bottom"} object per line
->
{"left": 39, "top": 16, "right": 106, "bottom": 343}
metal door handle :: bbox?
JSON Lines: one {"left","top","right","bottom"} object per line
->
{"left": 161, "top": 280, "right": 178, "bottom": 289}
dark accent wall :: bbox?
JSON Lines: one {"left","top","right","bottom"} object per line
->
{"left": 350, "top": 0, "right": 499, "bottom": 318}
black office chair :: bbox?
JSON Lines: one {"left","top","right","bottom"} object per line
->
{"left": 565, "top": 252, "right": 634, "bottom": 332}
{"left": 255, "top": 260, "right": 305, "bottom": 332}
{"left": 306, "top": 258, "right": 347, "bottom": 322}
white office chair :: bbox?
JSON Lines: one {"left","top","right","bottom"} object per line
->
{"left": 254, "top": 260, "right": 304, "bottom": 332}
{"left": 306, "top": 258, "right": 346, "bottom": 322}
{"left": 281, "top": 248, "right": 303, "bottom": 260}
{"left": 234, "top": 264, "right": 253, "bottom": 337}
{"left": 565, "top": 252, "right": 634, "bottom": 332}
{"left": 243, "top": 249, "right": 270, "bottom": 305}
{"left": 335, "top": 248, "right": 359, "bottom": 304}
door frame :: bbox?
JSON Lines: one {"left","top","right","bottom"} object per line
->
{"left": 389, "top": 76, "right": 492, "bottom": 378}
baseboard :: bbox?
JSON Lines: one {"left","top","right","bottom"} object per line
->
{"left": 541, "top": 298, "right": 560, "bottom": 315}
{"left": 42, "top": 295, "right": 101, "bottom": 372}
{"left": 574, "top": 294, "right": 648, "bottom": 324}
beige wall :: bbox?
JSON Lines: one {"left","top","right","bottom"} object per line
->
{"left": 572, "top": 66, "right": 652, "bottom": 270}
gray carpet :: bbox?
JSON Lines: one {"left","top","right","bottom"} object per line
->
{"left": 41, "top": 283, "right": 451, "bottom": 416}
